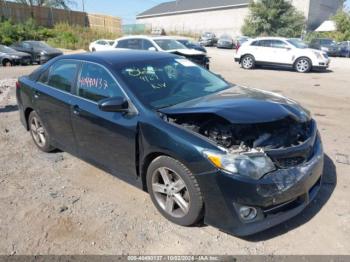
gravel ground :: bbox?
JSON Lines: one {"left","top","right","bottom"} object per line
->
{"left": 0, "top": 49, "right": 350, "bottom": 255}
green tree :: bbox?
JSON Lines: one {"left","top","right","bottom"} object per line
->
{"left": 242, "top": 0, "right": 305, "bottom": 38}
{"left": 14, "top": 0, "right": 76, "bottom": 10}
{"left": 332, "top": 10, "right": 350, "bottom": 40}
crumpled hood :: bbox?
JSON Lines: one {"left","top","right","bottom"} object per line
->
{"left": 160, "top": 86, "right": 311, "bottom": 124}
{"left": 166, "top": 48, "right": 205, "bottom": 56}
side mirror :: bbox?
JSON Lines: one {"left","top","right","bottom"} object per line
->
{"left": 98, "top": 96, "right": 129, "bottom": 112}
{"left": 148, "top": 47, "right": 157, "bottom": 51}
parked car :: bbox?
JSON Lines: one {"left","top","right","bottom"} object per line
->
{"left": 11, "top": 41, "right": 63, "bottom": 64}
{"left": 0, "top": 44, "right": 32, "bottom": 66}
{"left": 113, "top": 36, "right": 210, "bottom": 69}
{"left": 89, "top": 39, "right": 115, "bottom": 52}
{"left": 199, "top": 32, "right": 218, "bottom": 47}
{"left": 217, "top": 34, "right": 235, "bottom": 49}
{"left": 175, "top": 38, "right": 207, "bottom": 53}
{"left": 16, "top": 50, "right": 323, "bottom": 236}
{"left": 309, "top": 38, "right": 339, "bottom": 57}
{"left": 236, "top": 36, "right": 251, "bottom": 49}
{"left": 338, "top": 41, "right": 350, "bottom": 58}
{"left": 234, "top": 37, "right": 330, "bottom": 73}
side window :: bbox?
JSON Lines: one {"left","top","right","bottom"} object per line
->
{"left": 77, "top": 63, "right": 124, "bottom": 102}
{"left": 142, "top": 39, "right": 155, "bottom": 50}
{"left": 45, "top": 60, "right": 79, "bottom": 92}
{"left": 23, "top": 43, "right": 31, "bottom": 49}
{"left": 259, "top": 40, "right": 272, "bottom": 47}
{"left": 251, "top": 41, "right": 260, "bottom": 46}
{"left": 116, "top": 40, "right": 128, "bottom": 48}
{"left": 125, "top": 39, "right": 142, "bottom": 50}
{"left": 38, "top": 69, "right": 49, "bottom": 84}
{"left": 271, "top": 40, "right": 289, "bottom": 49}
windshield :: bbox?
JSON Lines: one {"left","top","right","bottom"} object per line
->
{"left": 154, "top": 39, "right": 186, "bottom": 50}
{"left": 202, "top": 33, "right": 214, "bottom": 38}
{"left": 287, "top": 39, "right": 308, "bottom": 49}
{"left": 220, "top": 35, "right": 231, "bottom": 40}
{"left": 0, "top": 45, "right": 17, "bottom": 53}
{"left": 320, "top": 39, "right": 336, "bottom": 46}
{"left": 28, "top": 41, "right": 51, "bottom": 48}
{"left": 116, "top": 57, "right": 230, "bottom": 109}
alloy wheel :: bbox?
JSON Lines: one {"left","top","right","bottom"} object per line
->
{"left": 30, "top": 116, "right": 47, "bottom": 148}
{"left": 296, "top": 59, "right": 310, "bottom": 73}
{"left": 242, "top": 56, "right": 254, "bottom": 69}
{"left": 151, "top": 167, "right": 190, "bottom": 218}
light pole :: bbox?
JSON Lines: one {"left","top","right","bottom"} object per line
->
{"left": 82, "top": 0, "right": 85, "bottom": 12}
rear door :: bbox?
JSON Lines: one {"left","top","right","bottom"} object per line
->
{"left": 70, "top": 62, "right": 139, "bottom": 178}
{"left": 34, "top": 59, "right": 80, "bottom": 153}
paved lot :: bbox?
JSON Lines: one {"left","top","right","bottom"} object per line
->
{"left": 0, "top": 48, "right": 350, "bottom": 255}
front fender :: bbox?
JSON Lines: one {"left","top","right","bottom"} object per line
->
{"left": 138, "top": 119, "right": 219, "bottom": 175}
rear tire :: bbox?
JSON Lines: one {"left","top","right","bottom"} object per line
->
{"left": 241, "top": 55, "right": 255, "bottom": 70}
{"left": 28, "top": 111, "right": 55, "bottom": 152}
{"left": 294, "top": 57, "right": 311, "bottom": 73}
{"left": 146, "top": 156, "right": 203, "bottom": 226}
{"left": 3, "top": 59, "right": 12, "bottom": 67}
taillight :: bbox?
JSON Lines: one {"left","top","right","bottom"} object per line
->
{"left": 236, "top": 43, "right": 240, "bottom": 53}
{"left": 16, "top": 81, "right": 20, "bottom": 89}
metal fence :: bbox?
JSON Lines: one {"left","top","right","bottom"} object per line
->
{"left": 0, "top": 1, "right": 121, "bottom": 33}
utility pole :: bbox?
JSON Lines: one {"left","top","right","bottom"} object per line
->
{"left": 82, "top": 0, "right": 85, "bottom": 12}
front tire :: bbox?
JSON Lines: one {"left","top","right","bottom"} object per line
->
{"left": 295, "top": 57, "right": 311, "bottom": 73}
{"left": 28, "top": 111, "right": 55, "bottom": 152}
{"left": 146, "top": 156, "right": 203, "bottom": 226}
{"left": 241, "top": 55, "right": 255, "bottom": 70}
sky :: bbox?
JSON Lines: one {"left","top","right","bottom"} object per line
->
{"left": 71, "top": 0, "right": 350, "bottom": 25}
{"left": 71, "top": 0, "right": 170, "bottom": 24}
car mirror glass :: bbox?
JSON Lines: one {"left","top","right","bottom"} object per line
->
{"left": 98, "top": 97, "right": 129, "bottom": 112}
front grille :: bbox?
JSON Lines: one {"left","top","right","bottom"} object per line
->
{"left": 275, "top": 156, "right": 306, "bottom": 168}
{"left": 266, "top": 120, "right": 317, "bottom": 169}
{"left": 263, "top": 197, "right": 303, "bottom": 215}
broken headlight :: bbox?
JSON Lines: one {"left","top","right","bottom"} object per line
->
{"left": 203, "top": 150, "right": 276, "bottom": 180}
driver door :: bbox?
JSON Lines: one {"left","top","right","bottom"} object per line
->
{"left": 269, "top": 40, "right": 294, "bottom": 65}
{"left": 70, "top": 62, "right": 139, "bottom": 178}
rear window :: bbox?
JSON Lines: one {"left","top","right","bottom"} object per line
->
{"left": 39, "top": 60, "right": 79, "bottom": 92}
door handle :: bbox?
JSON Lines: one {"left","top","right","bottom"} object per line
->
{"left": 73, "top": 105, "right": 81, "bottom": 116}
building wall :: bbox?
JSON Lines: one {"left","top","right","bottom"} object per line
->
{"left": 137, "top": 0, "right": 343, "bottom": 36}
{"left": 308, "top": 0, "right": 343, "bottom": 30}
{"left": 137, "top": 6, "right": 250, "bottom": 37}
{"left": 290, "top": 0, "right": 310, "bottom": 18}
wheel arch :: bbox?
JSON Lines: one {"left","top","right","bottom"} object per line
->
{"left": 240, "top": 53, "right": 255, "bottom": 63}
{"left": 140, "top": 152, "right": 170, "bottom": 192}
{"left": 293, "top": 56, "right": 313, "bottom": 68}
{"left": 2, "top": 58, "right": 12, "bottom": 66}
{"left": 24, "top": 107, "right": 34, "bottom": 130}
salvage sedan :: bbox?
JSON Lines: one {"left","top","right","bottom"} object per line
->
{"left": 16, "top": 51, "right": 324, "bottom": 236}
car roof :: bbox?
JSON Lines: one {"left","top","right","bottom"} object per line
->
{"left": 116, "top": 35, "right": 177, "bottom": 41}
{"left": 59, "top": 50, "right": 177, "bottom": 66}
{"left": 253, "top": 37, "right": 288, "bottom": 41}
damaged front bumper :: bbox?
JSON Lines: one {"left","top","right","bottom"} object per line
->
{"left": 196, "top": 134, "right": 324, "bottom": 236}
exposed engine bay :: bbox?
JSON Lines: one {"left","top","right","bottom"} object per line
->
{"left": 165, "top": 113, "right": 313, "bottom": 154}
